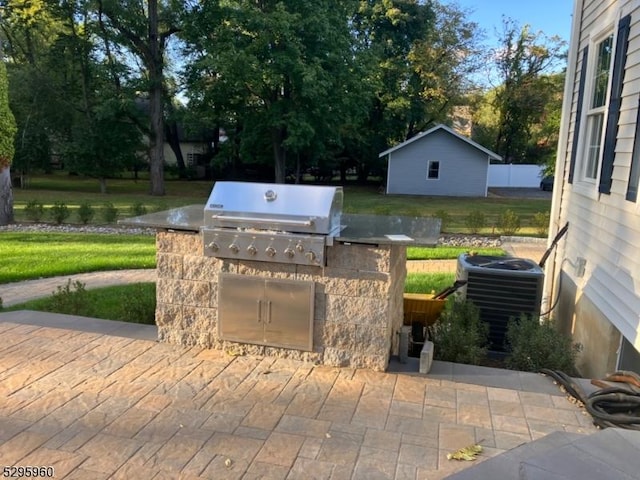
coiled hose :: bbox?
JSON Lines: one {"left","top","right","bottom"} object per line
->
{"left": 541, "top": 369, "right": 640, "bottom": 430}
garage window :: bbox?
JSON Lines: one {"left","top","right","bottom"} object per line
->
{"left": 427, "top": 161, "right": 440, "bottom": 179}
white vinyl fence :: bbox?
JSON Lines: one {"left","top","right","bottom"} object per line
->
{"left": 488, "top": 164, "right": 545, "bottom": 188}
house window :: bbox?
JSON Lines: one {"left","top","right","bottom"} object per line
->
{"left": 582, "top": 33, "right": 614, "bottom": 182}
{"left": 427, "top": 161, "right": 440, "bottom": 179}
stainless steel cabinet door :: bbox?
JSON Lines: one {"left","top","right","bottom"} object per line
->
{"left": 264, "top": 278, "right": 314, "bottom": 351}
{"left": 218, "top": 273, "right": 315, "bottom": 351}
{"left": 218, "top": 274, "right": 265, "bottom": 344}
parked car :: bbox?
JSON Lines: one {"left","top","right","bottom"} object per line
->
{"left": 540, "top": 175, "right": 554, "bottom": 191}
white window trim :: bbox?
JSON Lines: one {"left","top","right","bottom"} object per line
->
{"left": 575, "top": 25, "right": 618, "bottom": 198}
{"left": 426, "top": 160, "right": 440, "bottom": 180}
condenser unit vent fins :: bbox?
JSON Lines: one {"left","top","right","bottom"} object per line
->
{"left": 456, "top": 254, "right": 544, "bottom": 352}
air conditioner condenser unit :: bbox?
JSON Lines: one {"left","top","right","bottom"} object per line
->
{"left": 456, "top": 254, "right": 544, "bottom": 353}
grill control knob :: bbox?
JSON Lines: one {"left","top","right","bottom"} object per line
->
{"left": 305, "top": 250, "right": 316, "bottom": 262}
{"left": 207, "top": 242, "right": 220, "bottom": 252}
{"left": 247, "top": 244, "right": 258, "bottom": 256}
{"left": 229, "top": 243, "right": 240, "bottom": 254}
{"left": 284, "top": 247, "right": 295, "bottom": 258}
{"left": 265, "top": 246, "right": 277, "bottom": 257}
{"left": 295, "top": 242, "right": 305, "bottom": 253}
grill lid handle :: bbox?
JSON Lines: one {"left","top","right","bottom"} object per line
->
{"left": 210, "top": 214, "right": 315, "bottom": 228}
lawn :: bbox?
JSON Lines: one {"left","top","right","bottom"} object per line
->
{"left": 12, "top": 173, "right": 550, "bottom": 234}
{"left": 0, "top": 232, "right": 156, "bottom": 283}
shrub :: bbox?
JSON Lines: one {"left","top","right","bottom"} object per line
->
{"left": 46, "top": 280, "right": 91, "bottom": 316}
{"left": 505, "top": 314, "right": 581, "bottom": 375}
{"left": 101, "top": 202, "right": 118, "bottom": 223}
{"left": 119, "top": 283, "right": 156, "bottom": 324}
{"left": 464, "top": 210, "right": 486, "bottom": 234}
{"left": 77, "top": 201, "right": 95, "bottom": 225}
{"left": 531, "top": 211, "right": 550, "bottom": 237}
{"left": 432, "top": 209, "right": 451, "bottom": 232}
{"left": 24, "top": 199, "right": 45, "bottom": 222}
{"left": 49, "top": 201, "right": 70, "bottom": 224}
{"left": 129, "top": 201, "right": 147, "bottom": 217}
{"left": 497, "top": 209, "right": 521, "bottom": 235}
{"left": 430, "top": 298, "right": 488, "bottom": 365}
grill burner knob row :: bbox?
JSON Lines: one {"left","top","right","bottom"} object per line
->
{"left": 246, "top": 245, "right": 258, "bottom": 256}
{"left": 265, "top": 246, "right": 277, "bottom": 257}
{"left": 229, "top": 243, "right": 240, "bottom": 254}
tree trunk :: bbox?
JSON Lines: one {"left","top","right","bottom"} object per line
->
{"left": 148, "top": 0, "right": 165, "bottom": 196}
{"left": 99, "top": 177, "right": 107, "bottom": 194}
{"left": 272, "top": 128, "right": 287, "bottom": 184}
{"left": 0, "top": 164, "right": 14, "bottom": 225}
{"left": 165, "top": 121, "right": 186, "bottom": 177}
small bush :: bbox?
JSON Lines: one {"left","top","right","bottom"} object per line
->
{"left": 129, "top": 202, "right": 148, "bottom": 217}
{"left": 49, "top": 201, "right": 70, "bottom": 224}
{"left": 505, "top": 314, "right": 581, "bottom": 375}
{"left": 431, "top": 298, "right": 488, "bottom": 365}
{"left": 101, "top": 202, "right": 118, "bottom": 223}
{"left": 531, "top": 211, "right": 550, "bottom": 237}
{"left": 497, "top": 209, "right": 521, "bottom": 235}
{"left": 77, "top": 201, "right": 95, "bottom": 224}
{"left": 119, "top": 283, "right": 156, "bottom": 324}
{"left": 46, "top": 280, "right": 91, "bottom": 316}
{"left": 464, "top": 210, "right": 486, "bottom": 234}
{"left": 24, "top": 199, "right": 45, "bottom": 222}
{"left": 432, "top": 209, "right": 451, "bottom": 232}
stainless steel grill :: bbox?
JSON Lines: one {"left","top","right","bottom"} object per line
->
{"left": 203, "top": 181, "right": 343, "bottom": 266}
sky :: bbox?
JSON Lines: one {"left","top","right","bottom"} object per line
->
{"left": 443, "top": 0, "right": 574, "bottom": 45}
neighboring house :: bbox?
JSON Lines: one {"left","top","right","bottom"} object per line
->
{"left": 546, "top": 0, "right": 640, "bottom": 377}
{"left": 379, "top": 124, "right": 501, "bottom": 197}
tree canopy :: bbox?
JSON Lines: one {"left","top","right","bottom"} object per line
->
{"left": 0, "top": 0, "right": 567, "bottom": 195}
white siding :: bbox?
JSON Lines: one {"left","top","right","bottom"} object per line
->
{"left": 386, "top": 130, "right": 489, "bottom": 196}
{"left": 553, "top": 0, "right": 640, "bottom": 353}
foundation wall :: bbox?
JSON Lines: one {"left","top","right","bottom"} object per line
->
{"left": 155, "top": 230, "right": 406, "bottom": 371}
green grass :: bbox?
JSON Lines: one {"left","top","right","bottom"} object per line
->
{"left": 2, "top": 283, "right": 156, "bottom": 324}
{"left": 12, "top": 174, "right": 550, "bottom": 234}
{"left": 0, "top": 232, "right": 156, "bottom": 283}
{"left": 406, "top": 246, "right": 505, "bottom": 260}
{"left": 405, "top": 273, "right": 456, "bottom": 294}
{"left": 342, "top": 185, "right": 550, "bottom": 235}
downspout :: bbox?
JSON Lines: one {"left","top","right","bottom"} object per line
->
{"left": 542, "top": 0, "right": 584, "bottom": 314}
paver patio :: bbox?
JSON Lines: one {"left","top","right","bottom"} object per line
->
{"left": 0, "top": 314, "right": 597, "bottom": 480}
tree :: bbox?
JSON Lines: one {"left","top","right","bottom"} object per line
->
{"left": 0, "top": 58, "right": 17, "bottom": 225}
{"left": 347, "top": 0, "right": 483, "bottom": 181}
{"left": 182, "top": 0, "right": 365, "bottom": 184}
{"left": 492, "top": 20, "right": 566, "bottom": 163}
{"left": 98, "top": 0, "right": 181, "bottom": 195}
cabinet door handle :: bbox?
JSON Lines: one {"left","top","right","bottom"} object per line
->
{"left": 266, "top": 300, "right": 272, "bottom": 323}
{"left": 257, "top": 300, "right": 262, "bottom": 323}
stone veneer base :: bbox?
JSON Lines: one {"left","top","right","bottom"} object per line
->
{"left": 155, "top": 230, "right": 406, "bottom": 371}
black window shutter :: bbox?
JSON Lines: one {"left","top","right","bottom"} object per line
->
{"left": 568, "top": 47, "right": 589, "bottom": 184}
{"left": 599, "top": 14, "right": 631, "bottom": 194}
{"left": 626, "top": 96, "right": 640, "bottom": 202}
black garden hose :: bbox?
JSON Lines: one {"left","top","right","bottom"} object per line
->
{"left": 541, "top": 369, "right": 640, "bottom": 430}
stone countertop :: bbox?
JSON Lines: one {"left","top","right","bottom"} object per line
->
{"left": 119, "top": 205, "right": 441, "bottom": 246}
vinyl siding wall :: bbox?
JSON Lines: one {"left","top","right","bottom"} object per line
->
{"left": 554, "top": 0, "right": 640, "bottom": 363}
{"left": 386, "top": 130, "right": 489, "bottom": 196}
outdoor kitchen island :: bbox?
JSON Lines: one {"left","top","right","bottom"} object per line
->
{"left": 122, "top": 183, "right": 439, "bottom": 371}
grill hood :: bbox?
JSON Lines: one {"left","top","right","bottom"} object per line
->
{"left": 205, "top": 181, "right": 343, "bottom": 235}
